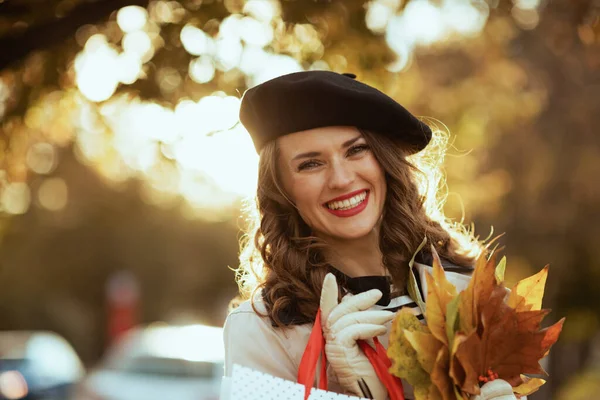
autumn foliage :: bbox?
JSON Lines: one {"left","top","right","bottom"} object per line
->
{"left": 387, "top": 246, "right": 565, "bottom": 399}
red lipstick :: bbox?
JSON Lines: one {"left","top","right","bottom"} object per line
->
{"left": 323, "top": 190, "right": 369, "bottom": 218}
{"left": 324, "top": 189, "right": 369, "bottom": 203}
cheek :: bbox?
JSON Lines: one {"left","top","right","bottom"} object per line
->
{"left": 362, "top": 156, "right": 386, "bottom": 186}
{"left": 288, "top": 176, "right": 320, "bottom": 208}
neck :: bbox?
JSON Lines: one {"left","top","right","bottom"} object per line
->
{"left": 321, "top": 228, "right": 386, "bottom": 278}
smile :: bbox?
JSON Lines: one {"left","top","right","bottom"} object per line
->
{"left": 323, "top": 190, "right": 370, "bottom": 217}
{"left": 325, "top": 190, "right": 368, "bottom": 210}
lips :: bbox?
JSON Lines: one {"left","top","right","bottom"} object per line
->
{"left": 323, "top": 189, "right": 369, "bottom": 205}
{"left": 323, "top": 190, "right": 370, "bottom": 218}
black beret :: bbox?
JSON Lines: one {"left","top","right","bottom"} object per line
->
{"left": 239, "top": 71, "right": 432, "bottom": 154}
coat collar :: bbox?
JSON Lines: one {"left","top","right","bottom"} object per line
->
{"left": 269, "top": 251, "right": 473, "bottom": 326}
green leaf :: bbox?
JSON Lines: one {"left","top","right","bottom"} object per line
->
{"left": 409, "top": 236, "right": 428, "bottom": 269}
{"left": 408, "top": 236, "right": 428, "bottom": 315}
{"left": 388, "top": 309, "right": 432, "bottom": 394}
{"left": 446, "top": 295, "right": 460, "bottom": 349}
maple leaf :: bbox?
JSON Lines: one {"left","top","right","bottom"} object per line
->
{"left": 507, "top": 265, "right": 549, "bottom": 312}
{"left": 425, "top": 245, "right": 459, "bottom": 346}
{"left": 453, "top": 284, "right": 565, "bottom": 394}
{"left": 430, "top": 346, "right": 456, "bottom": 400}
{"left": 388, "top": 308, "right": 433, "bottom": 397}
{"left": 458, "top": 251, "right": 498, "bottom": 335}
{"left": 404, "top": 330, "right": 443, "bottom": 374}
{"left": 388, "top": 246, "right": 564, "bottom": 399}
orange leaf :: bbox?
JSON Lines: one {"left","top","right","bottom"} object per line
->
{"left": 454, "top": 283, "right": 565, "bottom": 392}
{"left": 425, "top": 246, "right": 459, "bottom": 346}
{"left": 458, "top": 252, "right": 498, "bottom": 334}
{"left": 430, "top": 346, "right": 455, "bottom": 400}
{"left": 507, "top": 265, "right": 549, "bottom": 312}
{"left": 453, "top": 331, "right": 484, "bottom": 395}
{"left": 449, "top": 332, "right": 470, "bottom": 393}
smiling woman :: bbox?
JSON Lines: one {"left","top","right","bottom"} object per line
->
{"left": 223, "top": 71, "right": 507, "bottom": 400}
{"left": 276, "top": 126, "right": 387, "bottom": 244}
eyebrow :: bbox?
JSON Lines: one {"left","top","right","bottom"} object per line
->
{"left": 291, "top": 135, "right": 363, "bottom": 161}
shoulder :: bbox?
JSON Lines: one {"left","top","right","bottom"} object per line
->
{"left": 225, "top": 296, "right": 270, "bottom": 329}
{"left": 223, "top": 296, "right": 311, "bottom": 379}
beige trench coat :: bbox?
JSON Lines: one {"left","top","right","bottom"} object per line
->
{"left": 222, "top": 262, "right": 472, "bottom": 399}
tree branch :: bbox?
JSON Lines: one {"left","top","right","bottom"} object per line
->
{"left": 0, "top": 0, "right": 149, "bottom": 70}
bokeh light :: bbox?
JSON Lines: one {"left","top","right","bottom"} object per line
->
{"left": 116, "top": 6, "right": 148, "bottom": 33}
{"left": 38, "top": 177, "right": 69, "bottom": 211}
{"left": 1, "top": 182, "right": 31, "bottom": 215}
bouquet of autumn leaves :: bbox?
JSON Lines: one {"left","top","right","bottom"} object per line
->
{"left": 387, "top": 245, "right": 565, "bottom": 399}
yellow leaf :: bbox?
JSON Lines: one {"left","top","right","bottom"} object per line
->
{"left": 513, "top": 375, "right": 546, "bottom": 396}
{"left": 414, "top": 385, "right": 443, "bottom": 400}
{"left": 495, "top": 256, "right": 507, "bottom": 283}
{"left": 404, "top": 330, "right": 443, "bottom": 374}
{"left": 425, "top": 248, "right": 459, "bottom": 346}
{"left": 430, "top": 245, "right": 458, "bottom": 299}
{"left": 388, "top": 308, "right": 432, "bottom": 391}
{"left": 507, "top": 265, "right": 549, "bottom": 312}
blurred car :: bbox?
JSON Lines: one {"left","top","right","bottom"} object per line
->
{"left": 73, "top": 324, "right": 224, "bottom": 400}
{"left": 0, "top": 330, "right": 85, "bottom": 400}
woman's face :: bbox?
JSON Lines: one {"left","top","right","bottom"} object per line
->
{"left": 277, "top": 126, "right": 387, "bottom": 241}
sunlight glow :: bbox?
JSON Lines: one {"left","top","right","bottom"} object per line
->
{"left": 181, "top": 24, "right": 214, "bottom": 56}
{"left": 117, "top": 6, "right": 148, "bottom": 33}
{"left": 122, "top": 31, "right": 153, "bottom": 60}
{"left": 243, "top": 0, "right": 280, "bottom": 23}
{"left": 75, "top": 35, "right": 120, "bottom": 102}
{"left": 239, "top": 16, "right": 274, "bottom": 47}
{"left": 370, "top": 0, "right": 490, "bottom": 71}
{"left": 189, "top": 56, "right": 216, "bottom": 83}
{"left": 215, "top": 38, "right": 243, "bottom": 71}
{"left": 1, "top": 182, "right": 30, "bottom": 215}
{"left": 67, "top": 0, "right": 495, "bottom": 219}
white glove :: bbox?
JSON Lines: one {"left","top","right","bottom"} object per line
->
{"left": 320, "top": 273, "right": 395, "bottom": 399}
{"left": 471, "top": 379, "right": 517, "bottom": 400}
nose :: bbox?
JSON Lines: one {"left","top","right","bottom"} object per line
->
{"left": 327, "top": 160, "right": 355, "bottom": 190}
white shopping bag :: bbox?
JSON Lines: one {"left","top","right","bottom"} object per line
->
{"left": 221, "top": 364, "right": 368, "bottom": 400}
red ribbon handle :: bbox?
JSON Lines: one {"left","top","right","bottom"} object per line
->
{"left": 298, "top": 308, "right": 405, "bottom": 400}
{"left": 298, "top": 308, "right": 328, "bottom": 399}
{"left": 358, "top": 337, "right": 405, "bottom": 400}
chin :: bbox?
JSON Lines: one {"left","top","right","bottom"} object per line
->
{"left": 327, "top": 221, "right": 378, "bottom": 241}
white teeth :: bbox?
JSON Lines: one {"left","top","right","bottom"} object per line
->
{"left": 326, "top": 191, "right": 367, "bottom": 210}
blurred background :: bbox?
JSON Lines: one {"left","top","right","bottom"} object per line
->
{"left": 0, "top": 0, "right": 598, "bottom": 399}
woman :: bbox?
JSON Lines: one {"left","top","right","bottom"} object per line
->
{"left": 223, "top": 71, "right": 513, "bottom": 399}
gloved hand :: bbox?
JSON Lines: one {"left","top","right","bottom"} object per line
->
{"left": 471, "top": 379, "right": 517, "bottom": 400}
{"left": 320, "top": 273, "right": 395, "bottom": 399}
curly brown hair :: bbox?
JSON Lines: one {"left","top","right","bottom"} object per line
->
{"left": 233, "top": 124, "right": 484, "bottom": 328}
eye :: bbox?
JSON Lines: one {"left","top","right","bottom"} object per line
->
{"left": 347, "top": 144, "right": 369, "bottom": 157}
{"left": 297, "top": 160, "right": 321, "bottom": 171}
